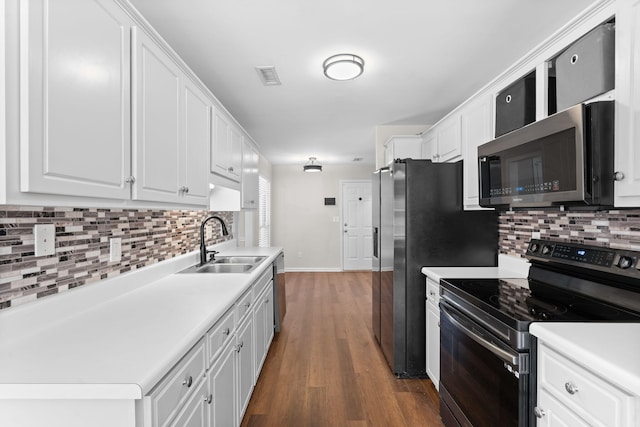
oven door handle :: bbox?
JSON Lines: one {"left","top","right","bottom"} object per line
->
{"left": 441, "top": 306, "right": 520, "bottom": 366}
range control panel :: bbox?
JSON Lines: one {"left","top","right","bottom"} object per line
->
{"left": 526, "top": 239, "right": 640, "bottom": 279}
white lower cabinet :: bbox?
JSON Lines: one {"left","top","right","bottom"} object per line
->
{"left": 534, "top": 341, "right": 637, "bottom": 426}
{"left": 140, "top": 266, "right": 275, "bottom": 427}
{"left": 208, "top": 339, "right": 236, "bottom": 427}
{"left": 169, "top": 378, "right": 209, "bottom": 427}
{"left": 425, "top": 276, "right": 441, "bottom": 390}
{"left": 254, "top": 282, "right": 275, "bottom": 379}
{"left": 236, "top": 314, "right": 254, "bottom": 421}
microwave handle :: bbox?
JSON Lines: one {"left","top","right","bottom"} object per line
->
{"left": 441, "top": 304, "right": 519, "bottom": 366}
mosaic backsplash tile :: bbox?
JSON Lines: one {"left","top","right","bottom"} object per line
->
{"left": 499, "top": 209, "right": 640, "bottom": 257}
{"left": 0, "top": 206, "right": 233, "bottom": 310}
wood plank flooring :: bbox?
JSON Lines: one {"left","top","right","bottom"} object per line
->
{"left": 241, "top": 271, "right": 444, "bottom": 427}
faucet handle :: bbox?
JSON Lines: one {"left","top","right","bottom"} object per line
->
{"left": 207, "top": 250, "right": 219, "bottom": 261}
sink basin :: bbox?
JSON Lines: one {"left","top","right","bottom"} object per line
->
{"left": 196, "top": 263, "right": 253, "bottom": 273}
{"left": 213, "top": 256, "right": 266, "bottom": 264}
{"left": 178, "top": 255, "right": 267, "bottom": 274}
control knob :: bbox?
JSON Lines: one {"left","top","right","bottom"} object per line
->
{"left": 541, "top": 245, "right": 553, "bottom": 255}
{"left": 617, "top": 256, "right": 634, "bottom": 269}
{"left": 529, "top": 243, "right": 539, "bottom": 253}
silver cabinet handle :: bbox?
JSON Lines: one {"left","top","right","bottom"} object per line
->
{"left": 125, "top": 176, "right": 136, "bottom": 184}
{"left": 228, "top": 167, "right": 234, "bottom": 173}
{"left": 244, "top": 302, "right": 251, "bottom": 308}
{"left": 565, "top": 382, "right": 579, "bottom": 395}
{"left": 222, "top": 327, "right": 230, "bottom": 336}
{"left": 534, "top": 407, "right": 545, "bottom": 418}
{"left": 204, "top": 394, "right": 213, "bottom": 404}
{"left": 182, "top": 375, "right": 193, "bottom": 387}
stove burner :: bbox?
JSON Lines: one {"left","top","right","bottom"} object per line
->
{"left": 526, "top": 297, "right": 568, "bottom": 320}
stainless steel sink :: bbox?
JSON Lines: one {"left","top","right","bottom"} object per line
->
{"left": 178, "top": 255, "right": 267, "bottom": 274}
{"left": 213, "top": 256, "right": 266, "bottom": 264}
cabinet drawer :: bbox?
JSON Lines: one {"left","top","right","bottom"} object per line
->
{"left": 426, "top": 277, "right": 440, "bottom": 309}
{"left": 253, "top": 267, "right": 273, "bottom": 300}
{"left": 149, "top": 339, "right": 206, "bottom": 427}
{"left": 538, "top": 342, "right": 634, "bottom": 427}
{"left": 207, "top": 308, "right": 235, "bottom": 366}
{"left": 235, "top": 288, "right": 253, "bottom": 324}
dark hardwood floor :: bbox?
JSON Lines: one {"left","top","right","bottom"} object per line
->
{"left": 241, "top": 271, "right": 444, "bottom": 427}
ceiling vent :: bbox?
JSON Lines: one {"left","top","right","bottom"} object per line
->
{"left": 255, "top": 66, "right": 281, "bottom": 86}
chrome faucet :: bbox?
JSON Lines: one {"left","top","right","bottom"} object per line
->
{"left": 200, "top": 215, "right": 229, "bottom": 265}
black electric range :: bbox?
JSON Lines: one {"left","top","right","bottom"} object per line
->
{"left": 438, "top": 239, "right": 640, "bottom": 427}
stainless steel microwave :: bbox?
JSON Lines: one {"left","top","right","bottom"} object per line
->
{"left": 478, "top": 101, "right": 614, "bottom": 209}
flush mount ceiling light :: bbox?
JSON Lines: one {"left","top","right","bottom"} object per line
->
{"left": 303, "top": 157, "right": 323, "bottom": 172}
{"left": 323, "top": 54, "right": 365, "bottom": 81}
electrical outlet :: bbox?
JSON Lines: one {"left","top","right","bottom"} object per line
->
{"left": 532, "top": 231, "right": 541, "bottom": 240}
{"left": 110, "top": 238, "right": 122, "bottom": 262}
{"left": 34, "top": 224, "right": 55, "bottom": 257}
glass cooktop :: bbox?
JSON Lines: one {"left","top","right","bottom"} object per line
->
{"left": 440, "top": 277, "right": 640, "bottom": 330}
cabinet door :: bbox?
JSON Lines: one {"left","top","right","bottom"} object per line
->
{"left": 421, "top": 131, "right": 438, "bottom": 162}
{"left": 536, "top": 389, "right": 591, "bottom": 427}
{"left": 211, "top": 109, "right": 231, "bottom": 177}
{"left": 436, "top": 115, "right": 462, "bottom": 162}
{"left": 209, "top": 340, "right": 236, "bottom": 427}
{"left": 253, "top": 289, "right": 267, "bottom": 380}
{"left": 614, "top": 0, "right": 640, "bottom": 207}
{"left": 169, "top": 378, "right": 208, "bottom": 427}
{"left": 461, "top": 96, "right": 493, "bottom": 209}
{"left": 182, "top": 77, "right": 211, "bottom": 204}
{"left": 228, "top": 126, "right": 243, "bottom": 182}
{"left": 236, "top": 316, "right": 254, "bottom": 422}
{"left": 241, "top": 141, "right": 259, "bottom": 208}
{"left": 131, "top": 26, "right": 181, "bottom": 202}
{"left": 426, "top": 302, "right": 440, "bottom": 390}
{"left": 20, "top": 0, "right": 131, "bottom": 199}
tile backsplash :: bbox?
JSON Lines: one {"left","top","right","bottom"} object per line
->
{"left": 0, "top": 206, "right": 233, "bottom": 310}
{"left": 499, "top": 209, "right": 640, "bottom": 257}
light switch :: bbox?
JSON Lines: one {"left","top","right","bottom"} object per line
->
{"left": 110, "top": 238, "right": 122, "bottom": 262}
{"left": 34, "top": 224, "right": 55, "bottom": 257}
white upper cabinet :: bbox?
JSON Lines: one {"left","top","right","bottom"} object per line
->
{"left": 435, "top": 115, "right": 462, "bottom": 162}
{"left": 383, "top": 135, "right": 423, "bottom": 165}
{"left": 212, "top": 109, "right": 242, "bottom": 183}
{"left": 241, "top": 140, "right": 259, "bottom": 209}
{"left": 182, "top": 77, "right": 213, "bottom": 204}
{"left": 19, "top": 0, "right": 132, "bottom": 199}
{"left": 131, "top": 26, "right": 181, "bottom": 203}
{"left": 421, "top": 115, "right": 462, "bottom": 164}
{"left": 614, "top": 0, "right": 640, "bottom": 206}
{"left": 461, "top": 96, "right": 493, "bottom": 210}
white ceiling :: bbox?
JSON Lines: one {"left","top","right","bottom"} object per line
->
{"left": 128, "top": 0, "right": 591, "bottom": 166}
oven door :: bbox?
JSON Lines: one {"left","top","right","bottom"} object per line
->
{"left": 439, "top": 302, "right": 530, "bottom": 427}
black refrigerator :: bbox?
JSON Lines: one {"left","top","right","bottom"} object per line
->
{"left": 372, "top": 159, "right": 497, "bottom": 378}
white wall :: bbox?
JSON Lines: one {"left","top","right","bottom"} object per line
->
{"left": 272, "top": 163, "right": 374, "bottom": 271}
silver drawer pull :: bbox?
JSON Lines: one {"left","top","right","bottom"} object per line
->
{"left": 565, "top": 382, "right": 579, "bottom": 395}
{"left": 182, "top": 375, "right": 193, "bottom": 388}
{"left": 534, "top": 407, "right": 546, "bottom": 418}
{"left": 222, "top": 328, "right": 230, "bottom": 336}
{"left": 244, "top": 302, "right": 251, "bottom": 308}
{"left": 204, "top": 394, "right": 213, "bottom": 404}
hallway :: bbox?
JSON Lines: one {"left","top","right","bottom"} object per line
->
{"left": 242, "top": 271, "right": 444, "bottom": 427}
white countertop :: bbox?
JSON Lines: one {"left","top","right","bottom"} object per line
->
{"left": 0, "top": 245, "right": 282, "bottom": 400}
{"left": 421, "top": 254, "right": 530, "bottom": 282}
{"left": 530, "top": 322, "right": 640, "bottom": 396}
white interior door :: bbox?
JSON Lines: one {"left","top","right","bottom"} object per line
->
{"left": 342, "top": 180, "right": 373, "bottom": 270}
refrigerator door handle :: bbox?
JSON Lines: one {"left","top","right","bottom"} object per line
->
{"left": 373, "top": 227, "right": 379, "bottom": 258}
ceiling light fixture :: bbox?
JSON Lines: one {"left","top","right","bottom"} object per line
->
{"left": 323, "top": 54, "right": 365, "bottom": 81}
{"left": 303, "top": 157, "right": 322, "bottom": 173}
